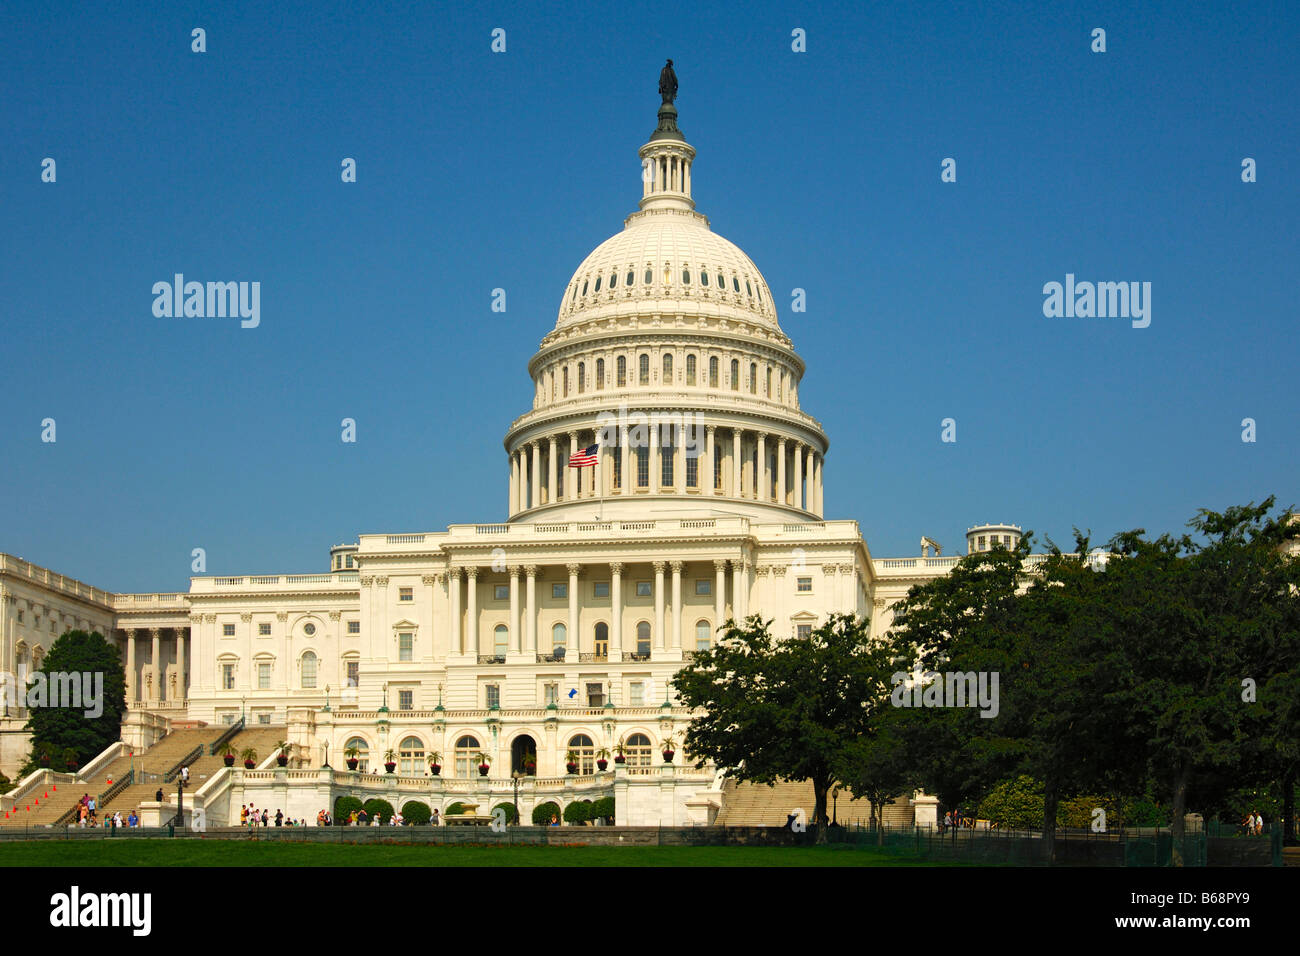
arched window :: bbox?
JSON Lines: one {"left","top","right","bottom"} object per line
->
{"left": 635, "top": 621, "right": 651, "bottom": 658}
{"left": 639, "top": 354, "right": 649, "bottom": 385}
{"left": 582, "top": 279, "right": 588, "bottom": 295}
{"left": 701, "top": 270, "right": 709, "bottom": 287}
{"left": 578, "top": 362, "right": 585, "bottom": 393}
{"left": 571, "top": 284, "right": 578, "bottom": 303}
{"left": 617, "top": 356, "right": 626, "bottom": 387}
{"left": 455, "top": 735, "right": 481, "bottom": 778}
{"left": 730, "top": 359, "right": 739, "bottom": 391}
{"left": 301, "top": 650, "right": 318, "bottom": 689}
{"left": 345, "top": 737, "right": 370, "bottom": 772}
{"left": 765, "top": 367, "right": 772, "bottom": 396}
{"left": 686, "top": 354, "right": 697, "bottom": 386}
{"left": 551, "top": 622, "right": 567, "bottom": 656}
{"left": 626, "top": 733, "right": 653, "bottom": 767}
{"left": 594, "top": 622, "right": 609, "bottom": 660}
{"left": 714, "top": 442, "right": 724, "bottom": 490}
{"left": 568, "top": 734, "right": 595, "bottom": 774}
{"left": 695, "top": 620, "right": 712, "bottom": 651}
{"left": 596, "top": 358, "right": 605, "bottom": 389}
{"left": 682, "top": 267, "right": 691, "bottom": 284}
{"left": 644, "top": 267, "right": 653, "bottom": 285}
{"left": 594, "top": 275, "right": 601, "bottom": 292}
{"left": 709, "top": 356, "right": 719, "bottom": 388}
{"left": 609, "top": 272, "right": 617, "bottom": 289}
{"left": 746, "top": 279, "right": 753, "bottom": 297}
{"left": 493, "top": 625, "right": 508, "bottom": 659}
{"left": 398, "top": 735, "right": 425, "bottom": 775}
{"left": 733, "top": 276, "right": 740, "bottom": 292}
{"left": 563, "top": 366, "right": 569, "bottom": 397}
{"left": 749, "top": 362, "right": 757, "bottom": 394}
{"left": 662, "top": 353, "right": 673, "bottom": 382}
{"left": 626, "top": 269, "right": 634, "bottom": 286}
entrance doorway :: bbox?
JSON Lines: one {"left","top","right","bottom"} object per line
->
{"left": 512, "top": 734, "right": 538, "bottom": 775}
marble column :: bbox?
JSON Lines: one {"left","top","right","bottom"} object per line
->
{"left": 448, "top": 569, "right": 462, "bottom": 655}
{"left": 805, "top": 448, "right": 815, "bottom": 513}
{"left": 732, "top": 563, "right": 745, "bottom": 622}
{"left": 757, "top": 433, "right": 767, "bottom": 501}
{"left": 126, "top": 629, "right": 137, "bottom": 703}
{"left": 465, "top": 568, "right": 479, "bottom": 657}
{"left": 705, "top": 426, "right": 716, "bottom": 496}
{"left": 653, "top": 561, "right": 666, "bottom": 652}
{"left": 610, "top": 563, "right": 624, "bottom": 659}
{"left": 714, "top": 561, "right": 727, "bottom": 630}
{"left": 620, "top": 424, "right": 631, "bottom": 496}
{"left": 567, "top": 432, "right": 578, "bottom": 500}
{"left": 547, "top": 436, "right": 558, "bottom": 504}
{"left": 175, "top": 626, "right": 186, "bottom": 700}
{"left": 525, "top": 566, "right": 538, "bottom": 654}
{"left": 731, "top": 430, "right": 742, "bottom": 498}
{"left": 777, "top": 438, "right": 787, "bottom": 505}
{"left": 793, "top": 441, "right": 804, "bottom": 510}
{"left": 530, "top": 442, "right": 541, "bottom": 510}
{"left": 509, "top": 567, "right": 521, "bottom": 653}
{"left": 670, "top": 561, "right": 683, "bottom": 651}
{"left": 149, "top": 628, "right": 160, "bottom": 702}
{"left": 567, "top": 564, "right": 580, "bottom": 656}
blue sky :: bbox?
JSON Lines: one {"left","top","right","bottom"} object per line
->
{"left": 2, "top": 0, "right": 1296, "bottom": 592}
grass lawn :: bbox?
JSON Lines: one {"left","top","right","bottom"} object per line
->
{"left": 0, "top": 839, "right": 972, "bottom": 867}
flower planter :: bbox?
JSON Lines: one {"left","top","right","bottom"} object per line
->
{"left": 613, "top": 755, "right": 625, "bottom": 765}
{"left": 429, "top": 764, "right": 440, "bottom": 776}
{"left": 523, "top": 764, "right": 536, "bottom": 775}
{"left": 276, "top": 754, "right": 289, "bottom": 767}
{"left": 346, "top": 758, "right": 359, "bottom": 771}
{"left": 597, "top": 759, "right": 608, "bottom": 771}
{"left": 243, "top": 759, "right": 256, "bottom": 769}
{"left": 224, "top": 755, "right": 236, "bottom": 767}
{"left": 566, "top": 763, "right": 578, "bottom": 774}
{"left": 662, "top": 751, "right": 675, "bottom": 763}
{"left": 478, "top": 764, "right": 490, "bottom": 777}
{"left": 384, "top": 762, "right": 396, "bottom": 774}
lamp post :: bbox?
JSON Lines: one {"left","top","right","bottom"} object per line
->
{"left": 511, "top": 771, "right": 526, "bottom": 828}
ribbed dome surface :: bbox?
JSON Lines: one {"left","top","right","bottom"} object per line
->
{"left": 555, "top": 208, "right": 781, "bottom": 333}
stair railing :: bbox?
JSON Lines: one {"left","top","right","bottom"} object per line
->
{"left": 207, "top": 718, "right": 245, "bottom": 756}
{"left": 164, "top": 744, "right": 203, "bottom": 782}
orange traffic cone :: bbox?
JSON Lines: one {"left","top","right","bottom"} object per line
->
{"left": 33, "top": 798, "right": 38, "bottom": 806}
{"left": 43, "top": 791, "right": 48, "bottom": 798}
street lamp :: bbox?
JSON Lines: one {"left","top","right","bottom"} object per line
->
{"left": 511, "top": 771, "right": 526, "bottom": 827}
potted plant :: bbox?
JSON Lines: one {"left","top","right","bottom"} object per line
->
{"left": 241, "top": 747, "right": 258, "bottom": 770}
{"left": 476, "top": 752, "right": 491, "bottom": 777}
{"left": 595, "top": 747, "right": 611, "bottom": 771}
{"left": 565, "top": 749, "right": 579, "bottom": 774}
{"left": 223, "top": 744, "right": 237, "bottom": 767}
{"left": 38, "top": 752, "right": 50, "bottom": 768}
{"left": 613, "top": 738, "right": 626, "bottom": 765}
{"left": 428, "top": 751, "right": 442, "bottom": 776}
{"left": 275, "top": 741, "right": 291, "bottom": 767}
{"left": 384, "top": 749, "right": 397, "bottom": 774}
{"left": 344, "top": 745, "right": 360, "bottom": 771}
{"left": 62, "top": 747, "right": 78, "bottom": 772}
{"left": 661, "top": 737, "right": 676, "bottom": 763}
{"left": 522, "top": 751, "right": 537, "bottom": 774}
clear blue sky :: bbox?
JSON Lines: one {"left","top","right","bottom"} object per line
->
{"left": 2, "top": 0, "right": 1296, "bottom": 592}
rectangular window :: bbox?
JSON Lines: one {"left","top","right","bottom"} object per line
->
{"left": 257, "top": 663, "right": 270, "bottom": 689}
{"left": 347, "top": 620, "right": 360, "bottom": 634}
{"left": 630, "top": 681, "right": 645, "bottom": 706}
{"left": 636, "top": 446, "right": 649, "bottom": 488}
{"left": 222, "top": 664, "right": 235, "bottom": 690}
{"left": 612, "top": 447, "right": 622, "bottom": 490}
{"left": 586, "top": 683, "right": 605, "bottom": 707}
{"left": 544, "top": 682, "right": 558, "bottom": 706}
{"left": 552, "top": 583, "right": 567, "bottom": 600}
{"left": 797, "top": 624, "right": 812, "bottom": 640}
{"left": 257, "top": 712, "right": 271, "bottom": 725}
{"left": 221, "top": 712, "right": 236, "bottom": 725}
{"left": 636, "top": 581, "right": 652, "bottom": 597}
{"left": 398, "top": 689, "right": 413, "bottom": 711}
{"left": 346, "top": 661, "right": 359, "bottom": 686}
{"left": 486, "top": 684, "right": 500, "bottom": 709}
{"left": 686, "top": 453, "right": 698, "bottom": 488}
{"left": 494, "top": 584, "right": 509, "bottom": 600}
{"left": 661, "top": 441, "right": 674, "bottom": 486}
{"left": 258, "top": 622, "right": 271, "bottom": 636}
{"left": 695, "top": 579, "right": 711, "bottom": 596}
{"left": 797, "top": 577, "right": 812, "bottom": 593}
{"left": 15, "top": 611, "right": 21, "bottom": 624}
{"left": 714, "top": 444, "right": 724, "bottom": 490}
{"left": 399, "top": 587, "right": 413, "bottom": 602}
{"left": 399, "top": 632, "right": 413, "bottom": 662}
{"left": 223, "top": 623, "right": 235, "bottom": 637}
{"left": 594, "top": 581, "right": 609, "bottom": 598}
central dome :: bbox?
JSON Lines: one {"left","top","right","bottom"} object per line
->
{"left": 502, "top": 75, "right": 828, "bottom": 526}
{"left": 555, "top": 209, "right": 783, "bottom": 335}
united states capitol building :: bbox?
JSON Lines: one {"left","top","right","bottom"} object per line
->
{"left": 0, "top": 77, "right": 1026, "bottom": 827}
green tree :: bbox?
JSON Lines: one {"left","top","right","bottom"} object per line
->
{"left": 22, "top": 630, "right": 126, "bottom": 775}
{"left": 675, "top": 613, "right": 898, "bottom": 842}
{"left": 400, "top": 800, "right": 432, "bottom": 825}
{"left": 532, "top": 800, "right": 561, "bottom": 825}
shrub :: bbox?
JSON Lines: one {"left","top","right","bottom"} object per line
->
{"left": 590, "top": 796, "right": 615, "bottom": 823}
{"left": 362, "top": 798, "right": 395, "bottom": 822}
{"left": 976, "top": 776, "right": 1044, "bottom": 830}
{"left": 492, "top": 802, "right": 519, "bottom": 825}
{"left": 563, "top": 799, "right": 593, "bottom": 825}
{"left": 444, "top": 802, "right": 470, "bottom": 816}
{"left": 401, "top": 801, "right": 432, "bottom": 825}
{"left": 532, "top": 801, "right": 561, "bottom": 826}
{"left": 334, "top": 796, "right": 363, "bottom": 825}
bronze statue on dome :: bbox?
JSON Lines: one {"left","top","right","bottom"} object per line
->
{"left": 659, "top": 59, "right": 677, "bottom": 104}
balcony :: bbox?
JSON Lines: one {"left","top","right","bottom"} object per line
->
{"left": 477, "top": 655, "right": 506, "bottom": 665}
{"left": 578, "top": 653, "right": 608, "bottom": 663}
{"left": 535, "top": 653, "right": 567, "bottom": 664}
{"left": 622, "top": 651, "right": 652, "bottom": 662}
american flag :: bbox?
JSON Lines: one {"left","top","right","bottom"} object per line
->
{"left": 568, "top": 443, "right": 599, "bottom": 467}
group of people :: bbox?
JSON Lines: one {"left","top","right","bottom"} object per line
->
{"left": 942, "top": 811, "right": 975, "bottom": 830}
{"left": 1239, "top": 811, "right": 1267, "bottom": 835}
{"left": 75, "top": 793, "right": 139, "bottom": 829}
{"left": 239, "top": 804, "right": 314, "bottom": 827}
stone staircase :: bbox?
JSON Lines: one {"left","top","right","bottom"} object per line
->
{"left": 714, "top": 777, "right": 912, "bottom": 827}
{"left": 105, "top": 726, "right": 287, "bottom": 817}
{"left": 1, "top": 727, "right": 224, "bottom": 827}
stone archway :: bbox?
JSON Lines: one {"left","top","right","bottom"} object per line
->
{"left": 511, "top": 734, "right": 538, "bottom": 775}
